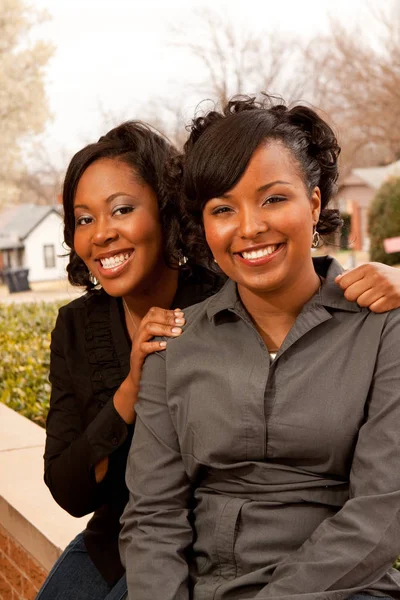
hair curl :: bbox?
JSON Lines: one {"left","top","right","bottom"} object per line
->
{"left": 62, "top": 121, "right": 180, "bottom": 291}
{"left": 175, "top": 95, "right": 342, "bottom": 271}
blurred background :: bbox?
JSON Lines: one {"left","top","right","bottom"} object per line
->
{"left": 1, "top": 0, "right": 400, "bottom": 287}
{"left": 1, "top": 4, "right": 400, "bottom": 596}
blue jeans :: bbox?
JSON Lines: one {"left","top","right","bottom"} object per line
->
{"left": 35, "top": 532, "right": 127, "bottom": 600}
{"left": 346, "top": 592, "right": 392, "bottom": 600}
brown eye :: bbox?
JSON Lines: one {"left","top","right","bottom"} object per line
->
{"left": 263, "top": 196, "right": 286, "bottom": 205}
{"left": 75, "top": 216, "right": 93, "bottom": 226}
{"left": 211, "top": 206, "right": 233, "bottom": 215}
{"left": 112, "top": 205, "right": 135, "bottom": 217}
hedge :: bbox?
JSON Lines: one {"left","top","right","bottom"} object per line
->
{"left": 0, "top": 301, "right": 61, "bottom": 428}
{"left": 369, "top": 177, "right": 400, "bottom": 265}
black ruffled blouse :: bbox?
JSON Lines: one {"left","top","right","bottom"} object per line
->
{"left": 44, "top": 270, "right": 220, "bottom": 586}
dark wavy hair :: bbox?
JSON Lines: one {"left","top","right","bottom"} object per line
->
{"left": 175, "top": 95, "right": 342, "bottom": 271}
{"left": 63, "top": 121, "right": 180, "bottom": 291}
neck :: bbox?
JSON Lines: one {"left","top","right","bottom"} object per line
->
{"left": 122, "top": 266, "right": 179, "bottom": 321}
{"left": 238, "top": 263, "right": 321, "bottom": 351}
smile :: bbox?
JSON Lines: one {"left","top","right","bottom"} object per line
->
{"left": 99, "top": 252, "right": 132, "bottom": 269}
{"left": 234, "top": 243, "right": 284, "bottom": 267}
{"left": 240, "top": 245, "right": 279, "bottom": 260}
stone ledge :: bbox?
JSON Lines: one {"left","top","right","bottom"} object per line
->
{"left": 0, "top": 403, "right": 89, "bottom": 571}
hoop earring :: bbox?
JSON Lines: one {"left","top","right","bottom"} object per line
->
{"left": 311, "top": 229, "right": 321, "bottom": 249}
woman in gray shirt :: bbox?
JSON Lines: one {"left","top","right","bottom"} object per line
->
{"left": 120, "top": 96, "right": 400, "bottom": 600}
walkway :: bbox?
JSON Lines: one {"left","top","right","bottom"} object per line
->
{"left": 0, "top": 279, "right": 84, "bottom": 304}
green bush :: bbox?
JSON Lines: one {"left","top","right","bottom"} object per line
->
{"left": 0, "top": 301, "right": 61, "bottom": 427}
{"left": 369, "top": 177, "right": 400, "bottom": 265}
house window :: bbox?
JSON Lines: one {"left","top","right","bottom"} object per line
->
{"left": 43, "top": 244, "right": 56, "bottom": 268}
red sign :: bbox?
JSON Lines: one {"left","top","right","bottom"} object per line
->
{"left": 384, "top": 236, "right": 400, "bottom": 253}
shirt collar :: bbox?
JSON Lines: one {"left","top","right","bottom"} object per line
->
{"left": 206, "top": 255, "right": 362, "bottom": 321}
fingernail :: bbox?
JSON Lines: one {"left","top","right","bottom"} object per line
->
{"left": 174, "top": 317, "right": 185, "bottom": 325}
{"left": 174, "top": 310, "right": 184, "bottom": 317}
{"left": 171, "top": 327, "right": 182, "bottom": 335}
{"left": 159, "top": 341, "right": 167, "bottom": 348}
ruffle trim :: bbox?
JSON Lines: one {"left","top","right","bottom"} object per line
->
{"left": 84, "top": 291, "right": 128, "bottom": 408}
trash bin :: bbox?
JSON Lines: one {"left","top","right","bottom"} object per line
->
{"left": 4, "top": 268, "right": 30, "bottom": 293}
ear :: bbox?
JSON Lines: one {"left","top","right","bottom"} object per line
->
{"left": 310, "top": 186, "right": 321, "bottom": 225}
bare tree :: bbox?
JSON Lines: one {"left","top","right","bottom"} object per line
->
{"left": 12, "top": 140, "right": 68, "bottom": 205}
{"left": 305, "top": 7, "right": 400, "bottom": 172}
{"left": 171, "top": 7, "right": 306, "bottom": 108}
{"left": 136, "top": 97, "right": 189, "bottom": 150}
{"left": 0, "top": 0, "right": 53, "bottom": 206}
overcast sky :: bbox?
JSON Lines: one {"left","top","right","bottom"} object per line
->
{"left": 33, "top": 0, "right": 393, "bottom": 164}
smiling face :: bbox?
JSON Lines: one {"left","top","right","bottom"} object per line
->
{"left": 73, "top": 157, "right": 168, "bottom": 298}
{"left": 202, "top": 141, "right": 321, "bottom": 298}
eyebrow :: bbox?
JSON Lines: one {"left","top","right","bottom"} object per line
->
{"left": 219, "top": 180, "right": 292, "bottom": 199}
{"left": 74, "top": 192, "right": 139, "bottom": 211}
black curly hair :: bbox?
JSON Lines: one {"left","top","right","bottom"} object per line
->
{"left": 176, "top": 95, "right": 342, "bottom": 271}
{"left": 63, "top": 120, "right": 181, "bottom": 291}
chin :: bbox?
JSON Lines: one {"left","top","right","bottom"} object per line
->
{"left": 100, "top": 280, "right": 134, "bottom": 298}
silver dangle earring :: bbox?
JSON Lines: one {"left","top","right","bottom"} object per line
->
{"left": 311, "top": 228, "right": 321, "bottom": 249}
{"left": 178, "top": 252, "right": 188, "bottom": 267}
{"left": 89, "top": 271, "right": 99, "bottom": 286}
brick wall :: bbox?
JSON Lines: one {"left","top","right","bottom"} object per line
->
{"left": 0, "top": 524, "right": 47, "bottom": 600}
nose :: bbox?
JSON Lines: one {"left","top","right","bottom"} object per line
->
{"left": 91, "top": 217, "right": 119, "bottom": 246}
{"left": 238, "top": 206, "right": 269, "bottom": 239}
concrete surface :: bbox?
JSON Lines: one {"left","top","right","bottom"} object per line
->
{"left": 0, "top": 404, "right": 89, "bottom": 570}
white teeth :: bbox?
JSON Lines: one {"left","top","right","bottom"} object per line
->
{"left": 100, "top": 252, "right": 131, "bottom": 269}
{"left": 241, "top": 245, "right": 278, "bottom": 260}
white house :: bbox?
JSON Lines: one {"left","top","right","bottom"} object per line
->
{"left": 0, "top": 204, "right": 68, "bottom": 283}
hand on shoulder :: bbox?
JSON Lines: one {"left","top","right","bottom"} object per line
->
{"left": 335, "top": 262, "right": 400, "bottom": 313}
{"left": 114, "top": 306, "right": 186, "bottom": 424}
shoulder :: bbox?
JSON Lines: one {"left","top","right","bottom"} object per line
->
{"left": 381, "top": 306, "right": 400, "bottom": 330}
{"left": 58, "top": 289, "right": 110, "bottom": 317}
{"left": 175, "top": 266, "right": 225, "bottom": 309}
{"left": 54, "top": 290, "right": 114, "bottom": 339}
{"left": 180, "top": 294, "right": 215, "bottom": 329}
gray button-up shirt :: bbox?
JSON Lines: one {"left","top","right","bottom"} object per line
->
{"left": 120, "top": 256, "right": 400, "bottom": 600}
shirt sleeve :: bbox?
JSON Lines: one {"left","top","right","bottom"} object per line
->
{"left": 119, "top": 350, "right": 192, "bottom": 600}
{"left": 255, "top": 310, "right": 400, "bottom": 600}
{"left": 44, "top": 307, "right": 129, "bottom": 518}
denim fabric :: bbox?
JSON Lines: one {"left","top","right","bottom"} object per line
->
{"left": 347, "top": 596, "right": 392, "bottom": 600}
{"left": 35, "top": 532, "right": 127, "bottom": 600}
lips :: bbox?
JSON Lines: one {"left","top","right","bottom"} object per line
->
{"left": 94, "top": 249, "right": 134, "bottom": 278}
{"left": 99, "top": 252, "right": 132, "bottom": 269}
{"left": 234, "top": 243, "right": 284, "bottom": 266}
{"left": 239, "top": 244, "right": 279, "bottom": 260}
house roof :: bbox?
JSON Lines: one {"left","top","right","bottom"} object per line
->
{"left": 352, "top": 160, "right": 400, "bottom": 190}
{"left": 0, "top": 204, "right": 62, "bottom": 250}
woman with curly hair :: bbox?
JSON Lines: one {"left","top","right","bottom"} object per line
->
{"left": 36, "top": 121, "right": 220, "bottom": 600}
{"left": 120, "top": 97, "right": 400, "bottom": 600}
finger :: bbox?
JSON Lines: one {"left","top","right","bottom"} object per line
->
{"left": 368, "top": 296, "right": 396, "bottom": 314}
{"left": 335, "top": 264, "right": 370, "bottom": 289}
{"left": 143, "top": 306, "right": 185, "bottom": 326}
{"left": 353, "top": 288, "right": 383, "bottom": 308}
{"left": 342, "top": 280, "right": 373, "bottom": 303}
{"left": 141, "top": 321, "right": 183, "bottom": 340}
{"left": 140, "top": 340, "right": 168, "bottom": 356}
